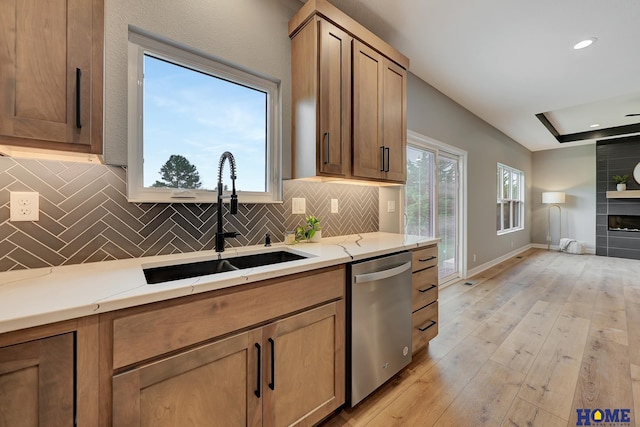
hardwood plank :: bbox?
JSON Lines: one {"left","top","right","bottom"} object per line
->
{"left": 631, "top": 364, "right": 640, "bottom": 427}
{"left": 434, "top": 360, "right": 524, "bottom": 426}
{"left": 569, "top": 331, "right": 634, "bottom": 426}
{"left": 501, "top": 397, "right": 567, "bottom": 427}
{"left": 490, "top": 300, "right": 563, "bottom": 374}
{"left": 624, "top": 286, "right": 640, "bottom": 366}
{"left": 470, "top": 310, "right": 525, "bottom": 347}
{"left": 517, "top": 312, "right": 590, "bottom": 419}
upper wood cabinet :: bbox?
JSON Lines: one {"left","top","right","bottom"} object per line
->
{"left": 289, "top": 0, "right": 408, "bottom": 184}
{"left": 352, "top": 41, "right": 407, "bottom": 182}
{"left": 291, "top": 17, "right": 352, "bottom": 179}
{"left": 0, "top": 0, "right": 103, "bottom": 155}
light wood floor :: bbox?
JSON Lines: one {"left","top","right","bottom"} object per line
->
{"left": 322, "top": 248, "right": 640, "bottom": 427}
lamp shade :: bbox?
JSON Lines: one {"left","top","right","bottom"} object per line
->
{"left": 542, "top": 191, "right": 565, "bottom": 204}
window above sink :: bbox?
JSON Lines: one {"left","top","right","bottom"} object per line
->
{"left": 127, "top": 29, "right": 282, "bottom": 204}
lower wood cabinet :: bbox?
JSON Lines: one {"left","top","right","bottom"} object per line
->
{"left": 112, "top": 301, "right": 344, "bottom": 427}
{"left": 263, "top": 301, "right": 344, "bottom": 427}
{"left": 106, "top": 265, "right": 346, "bottom": 427}
{"left": 411, "top": 245, "right": 439, "bottom": 354}
{"left": 0, "top": 333, "right": 75, "bottom": 427}
{"left": 113, "top": 329, "right": 263, "bottom": 427}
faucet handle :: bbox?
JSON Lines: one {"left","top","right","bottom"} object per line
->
{"left": 230, "top": 194, "right": 238, "bottom": 214}
{"left": 265, "top": 233, "right": 271, "bottom": 247}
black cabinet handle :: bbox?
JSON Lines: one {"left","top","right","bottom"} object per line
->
{"left": 75, "top": 68, "right": 82, "bottom": 129}
{"left": 268, "top": 338, "right": 275, "bottom": 390}
{"left": 418, "top": 320, "right": 437, "bottom": 332}
{"left": 254, "top": 343, "right": 261, "bottom": 398}
{"left": 380, "top": 146, "right": 385, "bottom": 171}
{"left": 385, "top": 147, "right": 390, "bottom": 172}
{"left": 418, "top": 256, "right": 437, "bottom": 262}
{"left": 418, "top": 284, "right": 437, "bottom": 293}
{"left": 324, "top": 132, "right": 330, "bottom": 164}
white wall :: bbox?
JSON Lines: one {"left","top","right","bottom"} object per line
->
{"left": 103, "top": 0, "right": 300, "bottom": 176}
{"left": 532, "top": 145, "right": 596, "bottom": 252}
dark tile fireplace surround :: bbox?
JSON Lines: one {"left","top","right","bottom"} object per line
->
{"left": 596, "top": 136, "right": 640, "bottom": 260}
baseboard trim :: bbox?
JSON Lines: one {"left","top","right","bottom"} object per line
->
{"left": 467, "top": 244, "right": 534, "bottom": 278}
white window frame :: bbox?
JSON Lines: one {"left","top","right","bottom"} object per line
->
{"left": 127, "top": 29, "right": 282, "bottom": 203}
{"left": 497, "top": 162, "right": 525, "bottom": 235}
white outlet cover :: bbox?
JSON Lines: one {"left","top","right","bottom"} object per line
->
{"left": 331, "top": 199, "right": 339, "bottom": 213}
{"left": 292, "top": 198, "right": 306, "bottom": 214}
{"left": 10, "top": 191, "right": 39, "bottom": 221}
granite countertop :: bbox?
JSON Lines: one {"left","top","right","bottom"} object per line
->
{"left": 0, "top": 232, "right": 439, "bottom": 334}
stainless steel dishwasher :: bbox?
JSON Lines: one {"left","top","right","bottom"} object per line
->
{"left": 348, "top": 251, "right": 412, "bottom": 406}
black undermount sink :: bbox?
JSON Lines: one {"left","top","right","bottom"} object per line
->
{"left": 143, "top": 251, "right": 308, "bottom": 284}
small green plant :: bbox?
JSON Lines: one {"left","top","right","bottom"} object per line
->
{"left": 295, "top": 215, "right": 322, "bottom": 242}
{"left": 613, "top": 175, "right": 629, "bottom": 184}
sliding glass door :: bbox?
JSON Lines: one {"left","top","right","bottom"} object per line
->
{"left": 405, "top": 133, "right": 464, "bottom": 283}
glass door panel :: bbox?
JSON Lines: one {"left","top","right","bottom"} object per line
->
{"left": 438, "top": 155, "right": 458, "bottom": 280}
{"left": 405, "top": 146, "right": 435, "bottom": 237}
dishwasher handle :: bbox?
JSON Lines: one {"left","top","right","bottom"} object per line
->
{"left": 354, "top": 261, "right": 412, "bottom": 284}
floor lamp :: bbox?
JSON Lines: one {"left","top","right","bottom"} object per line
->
{"left": 542, "top": 191, "right": 565, "bottom": 250}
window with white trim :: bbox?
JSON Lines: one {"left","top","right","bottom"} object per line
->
{"left": 127, "top": 30, "right": 281, "bottom": 203}
{"left": 497, "top": 163, "right": 524, "bottom": 234}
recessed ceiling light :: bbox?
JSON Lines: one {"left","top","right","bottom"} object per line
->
{"left": 573, "top": 37, "right": 597, "bottom": 50}
{"left": 589, "top": 124, "right": 600, "bottom": 128}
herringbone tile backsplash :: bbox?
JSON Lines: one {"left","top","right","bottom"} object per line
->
{"left": 0, "top": 158, "right": 379, "bottom": 271}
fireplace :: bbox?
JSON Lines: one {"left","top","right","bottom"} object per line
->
{"left": 608, "top": 215, "right": 640, "bottom": 232}
{"left": 597, "top": 137, "right": 640, "bottom": 260}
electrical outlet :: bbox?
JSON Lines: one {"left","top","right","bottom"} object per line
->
{"left": 331, "top": 199, "right": 339, "bottom": 213}
{"left": 292, "top": 198, "right": 306, "bottom": 214}
{"left": 473, "top": 254, "right": 476, "bottom": 262}
{"left": 10, "top": 191, "right": 39, "bottom": 221}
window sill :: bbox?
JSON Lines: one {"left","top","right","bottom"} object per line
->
{"left": 497, "top": 227, "right": 524, "bottom": 236}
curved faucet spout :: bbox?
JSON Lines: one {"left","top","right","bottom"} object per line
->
{"left": 218, "top": 151, "right": 238, "bottom": 214}
{"left": 218, "top": 151, "right": 237, "bottom": 187}
{"left": 216, "top": 151, "right": 239, "bottom": 252}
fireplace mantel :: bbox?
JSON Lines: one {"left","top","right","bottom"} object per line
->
{"left": 606, "top": 190, "right": 640, "bottom": 199}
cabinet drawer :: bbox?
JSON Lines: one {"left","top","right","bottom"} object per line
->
{"left": 411, "top": 302, "right": 438, "bottom": 354}
{"left": 412, "top": 267, "right": 438, "bottom": 312}
{"left": 412, "top": 245, "right": 438, "bottom": 272}
{"left": 111, "top": 266, "right": 345, "bottom": 369}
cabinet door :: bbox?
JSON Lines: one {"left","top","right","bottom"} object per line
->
{"left": 0, "top": 333, "right": 74, "bottom": 427}
{"left": 263, "top": 301, "right": 345, "bottom": 427}
{"left": 382, "top": 59, "right": 407, "bottom": 182}
{"left": 352, "top": 40, "right": 384, "bottom": 180}
{"left": 318, "top": 19, "right": 351, "bottom": 176}
{"left": 113, "top": 330, "right": 262, "bottom": 427}
{"left": 0, "top": 0, "right": 101, "bottom": 153}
